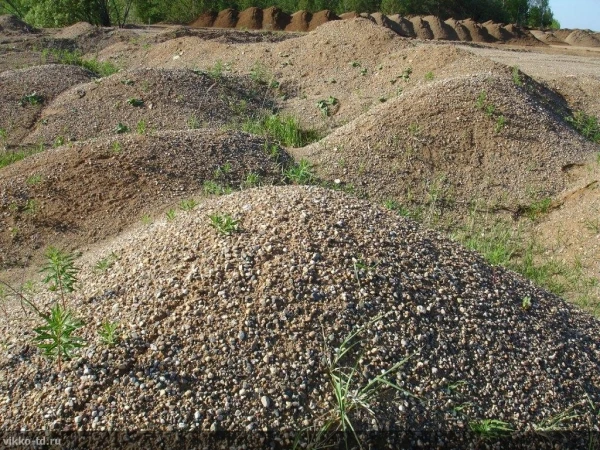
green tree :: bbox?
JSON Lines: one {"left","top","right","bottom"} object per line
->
{"left": 0, "top": 0, "right": 27, "bottom": 18}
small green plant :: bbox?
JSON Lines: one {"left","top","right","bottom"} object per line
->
{"left": 214, "top": 162, "right": 232, "bottom": 179}
{"left": 401, "top": 67, "right": 412, "bottom": 81}
{"left": 424, "top": 71, "right": 434, "bottom": 81}
{"left": 179, "top": 198, "right": 198, "bottom": 211}
{"left": 316, "top": 96, "right": 338, "bottom": 117}
{"left": 187, "top": 115, "right": 200, "bottom": 130}
{"left": 584, "top": 218, "right": 600, "bottom": 234}
{"left": 350, "top": 61, "right": 361, "bottom": 68}
{"left": 115, "top": 123, "right": 129, "bottom": 134}
{"left": 203, "top": 180, "right": 231, "bottom": 196}
{"left": 99, "top": 321, "right": 119, "bottom": 346}
{"left": 263, "top": 141, "right": 281, "bottom": 161}
{"left": 522, "top": 296, "right": 532, "bottom": 310}
{"left": 127, "top": 98, "right": 144, "bottom": 107}
{"left": 294, "top": 315, "right": 413, "bottom": 449}
{"left": 19, "top": 92, "right": 44, "bottom": 106}
{"left": 485, "top": 104, "right": 496, "bottom": 117}
{"left": 495, "top": 115, "right": 506, "bottom": 133}
{"left": 53, "top": 136, "right": 65, "bottom": 148}
{"left": 94, "top": 252, "right": 118, "bottom": 273}
{"left": 360, "top": 67, "right": 368, "bottom": 76}
{"left": 567, "top": 111, "right": 600, "bottom": 143}
{"left": 26, "top": 174, "right": 43, "bottom": 185}
{"left": 136, "top": 120, "right": 147, "bottom": 135}
{"left": 533, "top": 407, "right": 578, "bottom": 433}
{"left": 209, "top": 213, "right": 240, "bottom": 235}
{"left": 121, "top": 79, "right": 134, "bottom": 86}
{"left": 250, "top": 61, "right": 270, "bottom": 84}
{"left": 242, "top": 172, "right": 261, "bottom": 188}
{"left": 141, "top": 214, "right": 152, "bottom": 225}
{"left": 526, "top": 198, "right": 552, "bottom": 220}
{"left": 469, "top": 419, "right": 513, "bottom": 440}
{"left": 207, "top": 60, "right": 225, "bottom": 78}
{"left": 476, "top": 91, "right": 487, "bottom": 110}
{"left": 41, "top": 48, "right": 118, "bottom": 77}
{"left": 383, "top": 199, "right": 412, "bottom": 218}
{"left": 512, "top": 65, "right": 523, "bottom": 86}
{"left": 24, "top": 199, "right": 38, "bottom": 215}
{"left": 111, "top": 141, "right": 122, "bottom": 154}
{"left": 408, "top": 123, "right": 421, "bottom": 136}
{"left": 166, "top": 209, "right": 176, "bottom": 221}
{"left": 242, "top": 114, "right": 319, "bottom": 147}
{"left": 33, "top": 305, "right": 86, "bottom": 368}
{"left": 283, "top": 159, "right": 315, "bottom": 185}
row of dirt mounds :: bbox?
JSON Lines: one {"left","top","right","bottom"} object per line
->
{"left": 0, "top": 185, "right": 599, "bottom": 444}
{"left": 295, "top": 70, "right": 598, "bottom": 216}
{"left": 0, "top": 129, "right": 291, "bottom": 270}
{"left": 189, "top": 8, "right": 544, "bottom": 45}
{"left": 0, "top": 64, "right": 94, "bottom": 145}
{"left": 531, "top": 28, "right": 600, "bottom": 47}
{"left": 21, "top": 67, "right": 274, "bottom": 146}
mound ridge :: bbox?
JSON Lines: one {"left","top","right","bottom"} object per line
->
{"left": 0, "top": 14, "right": 35, "bottom": 33}
{"left": 24, "top": 68, "right": 273, "bottom": 145}
{"left": 0, "top": 185, "right": 598, "bottom": 442}
{"left": 187, "top": 9, "right": 543, "bottom": 45}
{"left": 0, "top": 64, "right": 94, "bottom": 145}
{"left": 296, "top": 69, "right": 598, "bottom": 213}
{"left": 0, "top": 129, "right": 290, "bottom": 269}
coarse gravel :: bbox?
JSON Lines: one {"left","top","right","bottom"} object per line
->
{"left": 0, "top": 185, "right": 598, "bottom": 448}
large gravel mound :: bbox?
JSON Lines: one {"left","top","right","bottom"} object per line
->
{"left": 296, "top": 70, "right": 598, "bottom": 215}
{"left": 24, "top": 68, "right": 273, "bottom": 145}
{"left": 0, "top": 64, "right": 94, "bottom": 145}
{"left": 0, "top": 185, "right": 598, "bottom": 446}
{"left": 0, "top": 130, "right": 290, "bottom": 270}
{"left": 565, "top": 29, "right": 600, "bottom": 47}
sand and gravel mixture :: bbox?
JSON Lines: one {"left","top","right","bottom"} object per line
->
{"left": 0, "top": 186, "right": 599, "bottom": 447}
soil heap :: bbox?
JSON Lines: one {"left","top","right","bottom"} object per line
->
{"left": 0, "top": 64, "right": 94, "bottom": 145}
{"left": 0, "top": 130, "right": 290, "bottom": 270}
{"left": 23, "top": 68, "right": 274, "bottom": 145}
{"left": 0, "top": 185, "right": 598, "bottom": 447}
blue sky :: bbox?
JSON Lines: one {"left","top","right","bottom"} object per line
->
{"left": 550, "top": 0, "right": 600, "bottom": 31}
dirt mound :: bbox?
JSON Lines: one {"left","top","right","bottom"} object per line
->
{"left": 54, "top": 21, "right": 98, "bottom": 39}
{"left": 461, "top": 18, "right": 494, "bottom": 42}
{"left": 0, "top": 14, "right": 35, "bottom": 33}
{"left": 565, "top": 29, "right": 600, "bottom": 47}
{"left": 236, "top": 7, "right": 263, "bottom": 30}
{"left": 285, "top": 10, "right": 311, "bottom": 32}
{"left": 1, "top": 184, "right": 598, "bottom": 443}
{"left": 387, "top": 14, "right": 416, "bottom": 37}
{"left": 0, "top": 130, "right": 291, "bottom": 270}
{"left": 190, "top": 11, "right": 217, "bottom": 28}
{"left": 553, "top": 29, "right": 574, "bottom": 41}
{"left": 339, "top": 11, "right": 359, "bottom": 20}
{"left": 482, "top": 20, "right": 509, "bottom": 42}
{"left": 213, "top": 8, "right": 238, "bottom": 28}
{"left": 409, "top": 16, "right": 434, "bottom": 40}
{"left": 503, "top": 23, "right": 543, "bottom": 46}
{"left": 262, "top": 6, "right": 290, "bottom": 31}
{"left": 444, "top": 18, "right": 471, "bottom": 41}
{"left": 0, "top": 64, "right": 94, "bottom": 146}
{"left": 536, "top": 158, "right": 600, "bottom": 309}
{"left": 530, "top": 29, "right": 567, "bottom": 45}
{"left": 309, "top": 9, "right": 339, "bottom": 31}
{"left": 23, "top": 68, "right": 273, "bottom": 145}
{"left": 423, "top": 15, "right": 457, "bottom": 40}
{"left": 295, "top": 70, "right": 598, "bottom": 216}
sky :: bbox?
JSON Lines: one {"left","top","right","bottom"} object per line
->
{"left": 550, "top": 0, "right": 600, "bottom": 31}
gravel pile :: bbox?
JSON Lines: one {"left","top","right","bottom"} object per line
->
{"left": 0, "top": 64, "right": 94, "bottom": 145}
{"left": 0, "top": 186, "right": 598, "bottom": 447}
{"left": 23, "top": 68, "right": 274, "bottom": 145}
{"left": 295, "top": 69, "right": 598, "bottom": 215}
{"left": 0, "top": 129, "right": 291, "bottom": 270}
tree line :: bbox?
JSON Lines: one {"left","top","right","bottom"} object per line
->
{"left": 1, "top": 0, "right": 559, "bottom": 29}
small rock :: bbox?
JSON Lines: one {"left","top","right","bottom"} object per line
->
{"left": 261, "top": 396, "right": 271, "bottom": 408}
